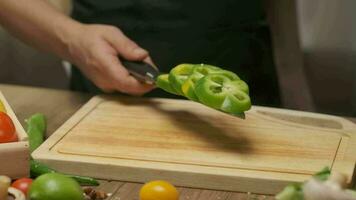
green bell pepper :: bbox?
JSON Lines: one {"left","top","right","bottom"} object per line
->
{"left": 26, "top": 113, "right": 46, "bottom": 153}
{"left": 195, "top": 74, "right": 251, "bottom": 114}
{"left": 158, "top": 63, "right": 252, "bottom": 116}
{"left": 168, "top": 64, "right": 195, "bottom": 95}
{"left": 181, "top": 64, "right": 229, "bottom": 101}
{"left": 156, "top": 74, "right": 180, "bottom": 95}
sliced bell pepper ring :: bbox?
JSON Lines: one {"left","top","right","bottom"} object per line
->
{"left": 193, "top": 64, "right": 222, "bottom": 75}
{"left": 231, "top": 79, "right": 249, "bottom": 94}
{"left": 181, "top": 73, "right": 203, "bottom": 101}
{"left": 156, "top": 74, "right": 180, "bottom": 95}
{"left": 195, "top": 74, "right": 251, "bottom": 114}
{"left": 220, "top": 91, "right": 251, "bottom": 114}
{"left": 168, "top": 64, "right": 195, "bottom": 95}
{"left": 181, "top": 64, "right": 223, "bottom": 101}
{"left": 214, "top": 70, "right": 240, "bottom": 81}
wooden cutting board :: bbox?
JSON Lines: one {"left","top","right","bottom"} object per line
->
{"left": 32, "top": 95, "right": 356, "bottom": 194}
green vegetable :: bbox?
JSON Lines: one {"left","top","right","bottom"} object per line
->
{"left": 181, "top": 64, "right": 227, "bottom": 101}
{"left": 157, "top": 63, "right": 252, "bottom": 116}
{"left": 26, "top": 113, "right": 99, "bottom": 186}
{"left": 26, "top": 113, "right": 46, "bottom": 153}
{"left": 29, "top": 173, "right": 84, "bottom": 200}
{"left": 275, "top": 167, "right": 332, "bottom": 200}
{"left": 30, "top": 160, "right": 99, "bottom": 186}
{"left": 181, "top": 72, "right": 203, "bottom": 101}
{"left": 275, "top": 184, "right": 304, "bottom": 200}
{"left": 168, "top": 64, "right": 195, "bottom": 95}
{"left": 195, "top": 74, "right": 251, "bottom": 114}
{"left": 156, "top": 74, "right": 179, "bottom": 95}
{"left": 312, "top": 166, "right": 331, "bottom": 181}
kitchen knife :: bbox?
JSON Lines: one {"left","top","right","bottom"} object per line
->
{"left": 121, "top": 59, "right": 160, "bottom": 85}
{"left": 121, "top": 59, "right": 246, "bottom": 119}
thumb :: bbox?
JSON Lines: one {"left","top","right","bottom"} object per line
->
{"left": 103, "top": 28, "right": 148, "bottom": 60}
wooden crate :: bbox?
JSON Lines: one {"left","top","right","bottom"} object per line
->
{"left": 0, "top": 91, "right": 29, "bottom": 178}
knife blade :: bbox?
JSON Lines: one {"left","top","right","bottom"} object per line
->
{"left": 121, "top": 59, "right": 160, "bottom": 85}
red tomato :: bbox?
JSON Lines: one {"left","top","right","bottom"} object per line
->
{"left": 11, "top": 178, "right": 33, "bottom": 195}
{"left": 0, "top": 111, "right": 17, "bottom": 143}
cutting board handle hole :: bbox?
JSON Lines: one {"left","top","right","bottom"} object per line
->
{"left": 256, "top": 110, "right": 343, "bottom": 129}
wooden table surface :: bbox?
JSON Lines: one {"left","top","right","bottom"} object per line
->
{"left": 1, "top": 84, "right": 355, "bottom": 200}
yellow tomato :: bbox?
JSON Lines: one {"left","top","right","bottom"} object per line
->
{"left": 139, "top": 180, "right": 179, "bottom": 200}
{"left": 0, "top": 100, "right": 6, "bottom": 113}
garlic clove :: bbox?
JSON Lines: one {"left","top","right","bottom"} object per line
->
{"left": 8, "top": 187, "right": 26, "bottom": 200}
{"left": 0, "top": 176, "right": 11, "bottom": 200}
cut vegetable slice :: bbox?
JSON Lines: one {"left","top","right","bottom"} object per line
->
{"left": 195, "top": 74, "right": 251, "bottom": 114}
{"left": 195, "top": 74, "right": 232, "bottom": 109}
{"left": 220, "top": 92, "right": 251, "bottom": 114}
{"left": 181, "top": 64, "right": 222, "bottom": 101}
{"left": 231, "top": 79, "right": 249, "bottom": 94}
{"left": 214, "top": 70, "right": 240, "bottom": 81}
{"left": 168, "top": 64, "right": 195, "bottom": 95}
{"left": 156, "top": 74, "right": 179, "bottom": 95}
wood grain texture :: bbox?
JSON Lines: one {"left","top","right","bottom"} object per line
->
{"left": 2, "top": 84, "right": 356, "bottom": 199}
{"left": 32, "top": 95, "right": 356, "bottom": 194}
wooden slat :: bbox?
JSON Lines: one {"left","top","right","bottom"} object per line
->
{"left": 111, "top": 183, "right": 142, "bottom": 200}
{"left": 178, "top": 187, "right": 202, "bottom": 200}
{"left": 196, "top": 190, "right": 231, "bottom": 200}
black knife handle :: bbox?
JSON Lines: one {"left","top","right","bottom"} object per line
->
{"left": 121, "top": 59, "right": 160, "bottom": 84}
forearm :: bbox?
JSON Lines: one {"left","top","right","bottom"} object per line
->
{"left": 0, "top": 0, "right": 81, "bottom": 60}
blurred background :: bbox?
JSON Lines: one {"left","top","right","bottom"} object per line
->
{"left": 0, "top": 0, "right": 355, "bottom": 116}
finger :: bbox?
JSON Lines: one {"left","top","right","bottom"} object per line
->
{"left": 122, "top": 76, "right": 156, "bottom": 96}
{"left": 100, "top": 54, "right": 154, "bottom": 95}
{"left": 144, "top": 56, "right": 159, "bottom": 71}
{"left": 103, "top": 28, "right": 148, "bottom": 61}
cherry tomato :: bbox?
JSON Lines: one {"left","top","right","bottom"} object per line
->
{"left": 11, "top": 178, "right": 33, "bottom": 195}
{"left": 140, "top": 180, "right": 179, "bottom": 200}
{"left": 0, "top": 112, "right": 17, "bottom": 143}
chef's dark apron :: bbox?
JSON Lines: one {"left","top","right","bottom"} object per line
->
{"left": 71, "top": 0, "right": 281, "bottom": 107}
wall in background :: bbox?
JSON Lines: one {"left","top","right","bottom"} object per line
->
{"left": 297, "top": 0, "right": 356, "bottom": 116}
{"left": 0, "top": 0, "right": 71, "bottom": 89}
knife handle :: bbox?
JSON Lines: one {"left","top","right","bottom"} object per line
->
{"left": 121, "top": 59, "right": 160, "bottom": 85}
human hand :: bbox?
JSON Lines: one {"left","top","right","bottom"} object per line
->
{"left": 63, "top": 24, "right": 155, "bottom": 95}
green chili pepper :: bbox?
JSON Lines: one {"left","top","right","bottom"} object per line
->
{"left": 30, "top": 160, "right": 99, "bottom": 186}
{"left": 26, "top": 114, "right": 46, "bottom": 153}
{"left": 156, "top": 74, "right": 179, "bottom": 95}
{"left": 195, "top": 74, "right": 251, "bottom": 114}
{"left": 26, "top": 113, "right": 99, "bottom": 186}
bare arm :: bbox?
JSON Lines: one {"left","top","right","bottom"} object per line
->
{"left": 0, "top": 0, "right": 154, "bottom": 95}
